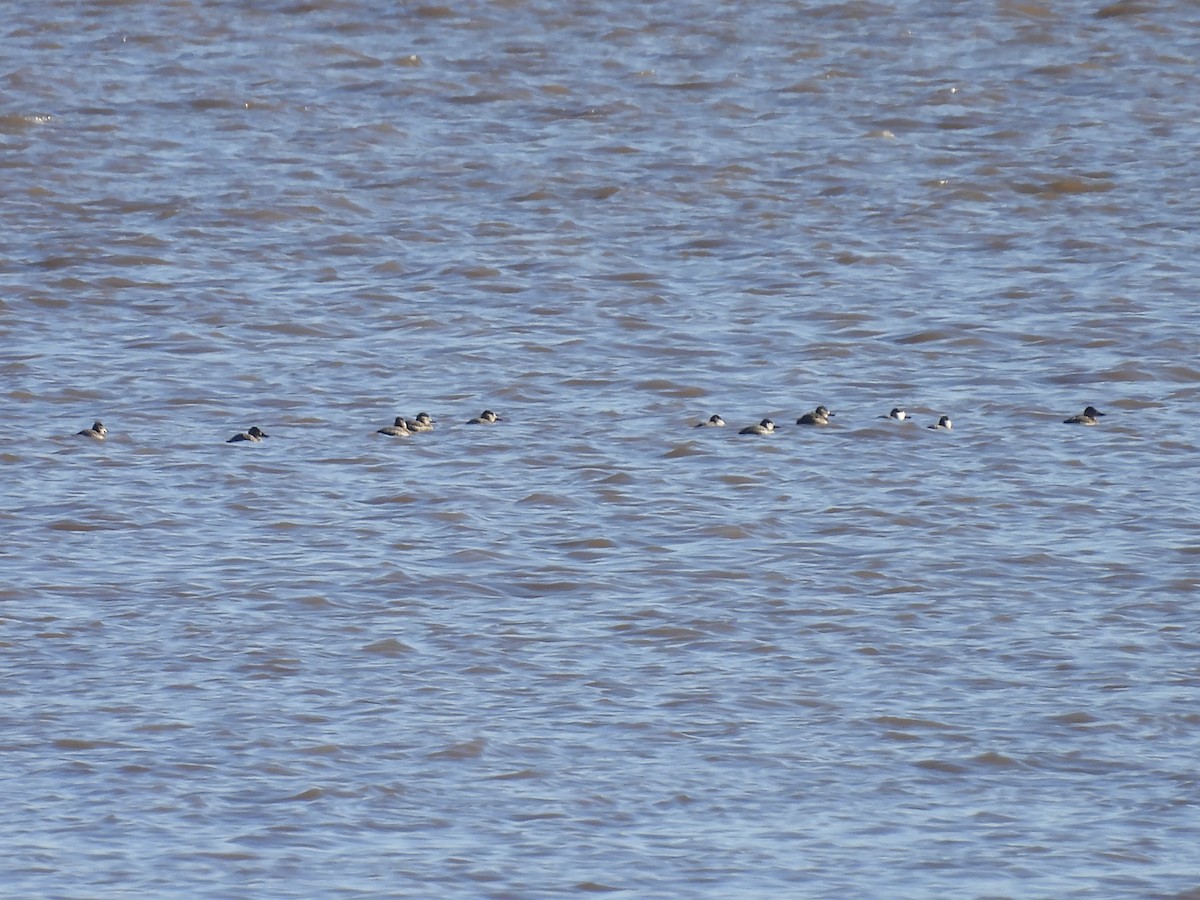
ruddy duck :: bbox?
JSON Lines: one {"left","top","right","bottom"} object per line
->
{"left": 696, "top": 414, "right": 726, "bottom": 427}
{"left": 797, "top": 406, "right": 834, "bottom": 426}
{"left": 228, "top": 426, "right": 269, "bottom": 443}
{"left": 927, "top": 416, "right": 952, "bottom": 431}
{"left": 878, "top": 408, "right": 908, "bottom": 421}
{"left": 1064, "top": 406, "right": 1105, "bottom": 425}
{"left": 739, "top": 418, "right": 777, "bottom": 435}
{"left": 466, "top": 410, "right": 501, "bottom": 425}
{"left": 405, "top": 412, "right": 435, "bottom": 432}
{"left": 77, "top": 421, "right": 107, "bottom": 440}
{"left": 377, "top": 416, "right": 411, "bottom": 436}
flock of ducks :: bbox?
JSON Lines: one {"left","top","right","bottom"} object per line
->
{"left": 71, "top": 410, "right": 502, "bottom": 443}
{"left": 370, "top": 409, "right": 501, "bottom": 438}
{"left": 728, "top": 405, "right": 943, "bottom": 435}
{"left": 699, "top": 405, "right": 1104, "bottom": 435}
{"left": 72, "top": 406, "right": 1108, "bottom": 444}
{"left": 222, "top": 409, "right": 499, "bottom": 442}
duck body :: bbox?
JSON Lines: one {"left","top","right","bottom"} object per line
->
{"left": 377, "top": 416, "right": 411, "bottom": 436}
{"left": 927, "top": 416, "right": 952, "bottom": 431}
{"left": 467, "top": 410, "right": 501, "bottom": 425}
{"left": 878, "top": 408, "right": 908, "bottom": 421}
{"left": 739, "top": 418, "right": 777, "bottom": 435}
{"left": 696, "top": 414, "right": 726, "bottom": 427}
{"left": 228, "top": 426, "right": 269, "bottom": 443}
{"left": 797, "top": 406, "right": 834, "bottom": 426}
{"left": 406, "top": 412, "right": 436, "bottom": 433}
{"left": 1064, "top": 406, "right": 1105, "bottom": 425}
{"left": 77, "top": 421, "right": 107, "bottom": 440}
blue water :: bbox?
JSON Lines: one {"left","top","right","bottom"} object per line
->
{"left": 3, "top": 0, "right": 1200, "bottom": 896}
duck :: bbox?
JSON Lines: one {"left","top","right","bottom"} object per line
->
{"left": 878, "top": 408, "right": 908, "bottom": 421}
{"left": 405, "top": 412, "right": 435, "bottom": 433}
{"left": 466, "top": 410, "right": 501, "bottom": 425}
{"left": 77, "top": 421, "right": 107, "bottom": 440}
{"left": 1063, "top": 406, "right": 1105, "bottom": 425}
{"left": 227, "top": 426, "right": 269, "bottom": 443}
{"left": 695, "top": 414, "right": 726, "bottom": 427}
{"left": 377, "top": 416, "right": 411, "bottom": 436}
{"left": 796, "top": 405, "right": 834, "bottom": 426}
{"left": 739, "top": 418, "right": 777, "bottom": 435}
{"left": 927, "top": 416, "right": 952, "bottom": 431}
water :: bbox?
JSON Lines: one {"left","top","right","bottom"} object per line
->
{"left": 3, "top": 0, "right": 1200, "bottom": 896}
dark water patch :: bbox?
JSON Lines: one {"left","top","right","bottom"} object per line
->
{"left": 427, "top": 738, "right": 486, "bottom": 760}
{"left": 362, "top": 637, "right": 414, "bottom": 656}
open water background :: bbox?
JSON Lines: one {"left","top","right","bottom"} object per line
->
{"left": 3, "top": 0, "right": 1200, "bottom": 896}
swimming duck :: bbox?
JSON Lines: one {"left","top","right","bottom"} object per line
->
{"left": 927, "top": 416, "right": 952, "bottom": 431}
{"left": 466, "top": 410, "right": 501, "bottom": 425}
{"left": 77, "top": 421, "right": 107, "bottom": 440}
{"left": 1063, "top": 406, "right": 1105, "bottom": 425}
{"left": 695, "top": 414, "right": 726, "bottom": 427}
{"left": 796, "top": 406, "right": 834, "bottom": 426}
{"left": 878, "top": 408, "right": 908, "bottom": 421}
{"left": 377, "top": 416, "right": 411, "bottom": 436}
{"left": 405, "top": 412, "right": 435, "bottom": 433}
{"left": 739, "top": 418, "right": 777, "bottom": 435}
{"left": 228, "top": 426, "right": 269, "bottom": 443}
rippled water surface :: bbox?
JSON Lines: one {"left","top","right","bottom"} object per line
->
{"left": 4, "top": 0, "right": 1200, "bottom": 896}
